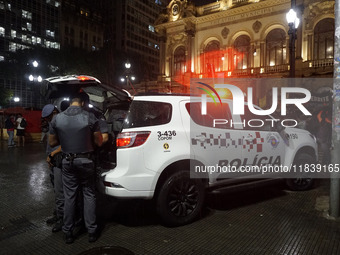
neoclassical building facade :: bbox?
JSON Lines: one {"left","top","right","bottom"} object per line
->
{"left": 154, "top": 0, "right": 335, "bottom": 95}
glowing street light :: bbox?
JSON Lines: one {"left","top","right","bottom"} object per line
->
{"left": 28, "top": 75, "right": 43, "bottom": 82}
{"left": 32, "top": 60, "right": 39, "bottom": 68}
{"left": 121, "top": 61, "right": 136, "bottom": 93}
{"left": 286, "top": 9, "right": 300, "bottom": 28}
{"left": 286, "top": 8, "right": 300, "bottom": 78}
{"left": 27, "top": 59, "right": 43, "bottom": 107}
{"left": 125, "top": 62, "right": 131, "bottom": 69}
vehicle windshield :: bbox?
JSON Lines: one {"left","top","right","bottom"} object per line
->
{"left": 123, "top": 100, "right": 172, "bottom": 128}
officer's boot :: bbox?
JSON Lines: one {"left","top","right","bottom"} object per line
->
{"left": 52, "top": 217, "right": 63, "bottom": 233}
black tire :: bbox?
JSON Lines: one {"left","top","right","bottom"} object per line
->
{"left": 286, "top": 153, "right": 315, "bottom": 191}
{"left": 156, "top": 171, "right": 205, "bottom": 227}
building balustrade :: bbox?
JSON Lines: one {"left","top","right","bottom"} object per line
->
{"left": 305, "top": 58, "right": 334, "bottom": 68}
{"left": 264, "top": 64, "right": 290, "bottom": 73}
{"left": 232, "top": 0, "right": 250, "bottom": 5}
{"left": 232, "top": 68, "right": 252, "bottom": 76}
{"left": 170, "top": 59, "right": 333, "bottom": 83}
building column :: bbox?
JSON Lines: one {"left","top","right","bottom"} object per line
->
{"left": 260, "top": 42, "right": 265, "bottom": 67}
{"left": 286, "top": 37, "right": 290, "bottom": 64}
{"left": 161, "top": 36, "right": 166, "bottom": 76}
{"left": 200, "top": 49, "right": 204, "bottom": 74}
{"left": 185, "top": 29, "right": 195, "bottom": 73}
{"left": 228, "top": 47, "right": 233, "bottom": 71}
{"left": 158, "top": 29, "right": 167, "bottom": 79}
{"left": 307, "top": 33, "right": 313, "bottom": 61}
{"left": 253, "top": 42, "right": 260, "bottom": 68}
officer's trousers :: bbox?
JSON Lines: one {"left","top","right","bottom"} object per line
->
{"left": 52, "top": 166, "right": 64, "bottom": 219}
{"left": 61, "top": 157, "right": 97, "bottom": 234}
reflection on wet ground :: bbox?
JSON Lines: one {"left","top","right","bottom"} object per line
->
{"left": 0, "top": 141, "right": 340, "bottom": 254}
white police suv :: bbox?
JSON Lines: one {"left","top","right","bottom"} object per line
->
{"left": 99, "top": 93, "right": 318, "bottom": 226}
{"left": 43, "top": 76, "right": 318, "bottom": 227}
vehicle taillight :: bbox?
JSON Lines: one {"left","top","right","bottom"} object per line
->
{"left": 116, "top": 131, "right": 151, "bottom": 148}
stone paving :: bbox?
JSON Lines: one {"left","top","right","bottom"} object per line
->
{"left": 1, "top": 141, "right": 340, "bottom": 255}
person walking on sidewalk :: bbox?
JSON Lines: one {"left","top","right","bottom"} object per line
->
{"left": 16, "top": 113, "right": 27, "bottom": 147}
{"left": 5, "top": 115, "right": 16, "bottom": 148}
{"left": 49, "top": 92, "right": 103, "bottom": 244}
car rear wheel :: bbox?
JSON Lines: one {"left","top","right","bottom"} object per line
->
{"left": 156, "top": 170, "right": 205, "bottom": 226}
{"left": 286, "top": 153, "right": 315, "bottom": 191}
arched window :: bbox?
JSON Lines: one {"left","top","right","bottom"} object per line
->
{"left": 204, "top": 40, "right": 222, "bottom": 75}
{"left": 314, "top": 18, "right": 334, "bottom": 60}
{"left": 266, "top": 29, "right": 286, "bottom": 66}
{"left": 234, "top": 35, "right": 250, "bottom": 69}
{"left": 173, "top": 46, "right": 186, "bottom": 75}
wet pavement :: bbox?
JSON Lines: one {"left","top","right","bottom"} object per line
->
{"left": 1, "top": 141, "right": 340, "bottom": 254}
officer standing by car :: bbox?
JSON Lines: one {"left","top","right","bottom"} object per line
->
{"left": 42, "top": 104, "right": 64, "bottom": 233}
{"left": 49, "top": 92, "right": 103, "bottom": 244}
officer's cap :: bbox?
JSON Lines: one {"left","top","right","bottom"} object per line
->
{"left": 42, "top": 104, "right": 55, "bottom": 118}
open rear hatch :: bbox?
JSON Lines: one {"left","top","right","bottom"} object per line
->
{"left": 42, "top": 75, "right": 132, "bottom": 113}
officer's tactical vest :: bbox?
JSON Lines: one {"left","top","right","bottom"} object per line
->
{"left": 55, "top": 108, "right": 94, "bottom": 153}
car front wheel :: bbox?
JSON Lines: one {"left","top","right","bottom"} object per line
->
{"left": 286, "top": 153, "right": 315, "bottom": 191}
{"left": 156, "top": 171, "right": 205, "bottom": 227}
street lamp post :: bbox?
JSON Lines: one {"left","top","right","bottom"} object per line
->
{"left": 28, "top": 60, "right": 43, "bottom": 108}
{"left": 121, "top": 61, "right": 136, "bottom": 94}
{"left": 286, "top": 9, "right": 300, "bottom": 78}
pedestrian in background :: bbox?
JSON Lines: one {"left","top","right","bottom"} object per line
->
{"left": 316, "top": 107, "right": 332, "bottom": 165}
{"left": 5, "top": 115, "right": 16, "bottom": 148}
{"left": 49, "top": 92, "right": 103, "bottom": 244}
{"left": 16, "top": 113, "right": 27, "bottom": 147}
{"left": 42, "top": 104, "right": 64, "bottom": 233}
{"left": 40, "top": 117, "right": 49, "bottom": 143}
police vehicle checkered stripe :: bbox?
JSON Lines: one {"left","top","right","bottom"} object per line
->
{"left": 242, "top": 132, "right": 264, "bottom": 153}
{"left": 192, "top": 132, "right": 241, "bottom": 149}
{"left": 192, "top": 131, "right": 264, "bottom": 152}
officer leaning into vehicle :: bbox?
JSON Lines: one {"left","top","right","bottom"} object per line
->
{"left": 49, "top": 92, "right": 103, "bottom": 244}
{"left": 42, "top": 104, "right": 64, "bottom": 233}
{"left": 81, "top": 92, "right": 109, "bottom": 143}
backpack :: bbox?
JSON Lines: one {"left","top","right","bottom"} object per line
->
{"left": 20, "top": 118, "right": 27, "bottom": 128}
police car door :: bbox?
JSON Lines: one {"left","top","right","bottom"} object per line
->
{"left": 235, "top": 106, "right": 285, "bottom": 178}
{"left": 183, "top": 100, "right": 243, "bottom": 183}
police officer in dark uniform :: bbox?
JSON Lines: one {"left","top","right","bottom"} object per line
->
{"left": 49, "top": 92, "right": 103, "bottom": 244}
{"left": 42, "top": 104, "right": 64, "bottom": 233}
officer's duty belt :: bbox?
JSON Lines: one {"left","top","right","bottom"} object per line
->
{"left": 63, "top": 152, "right": 93, "bottom": 160}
